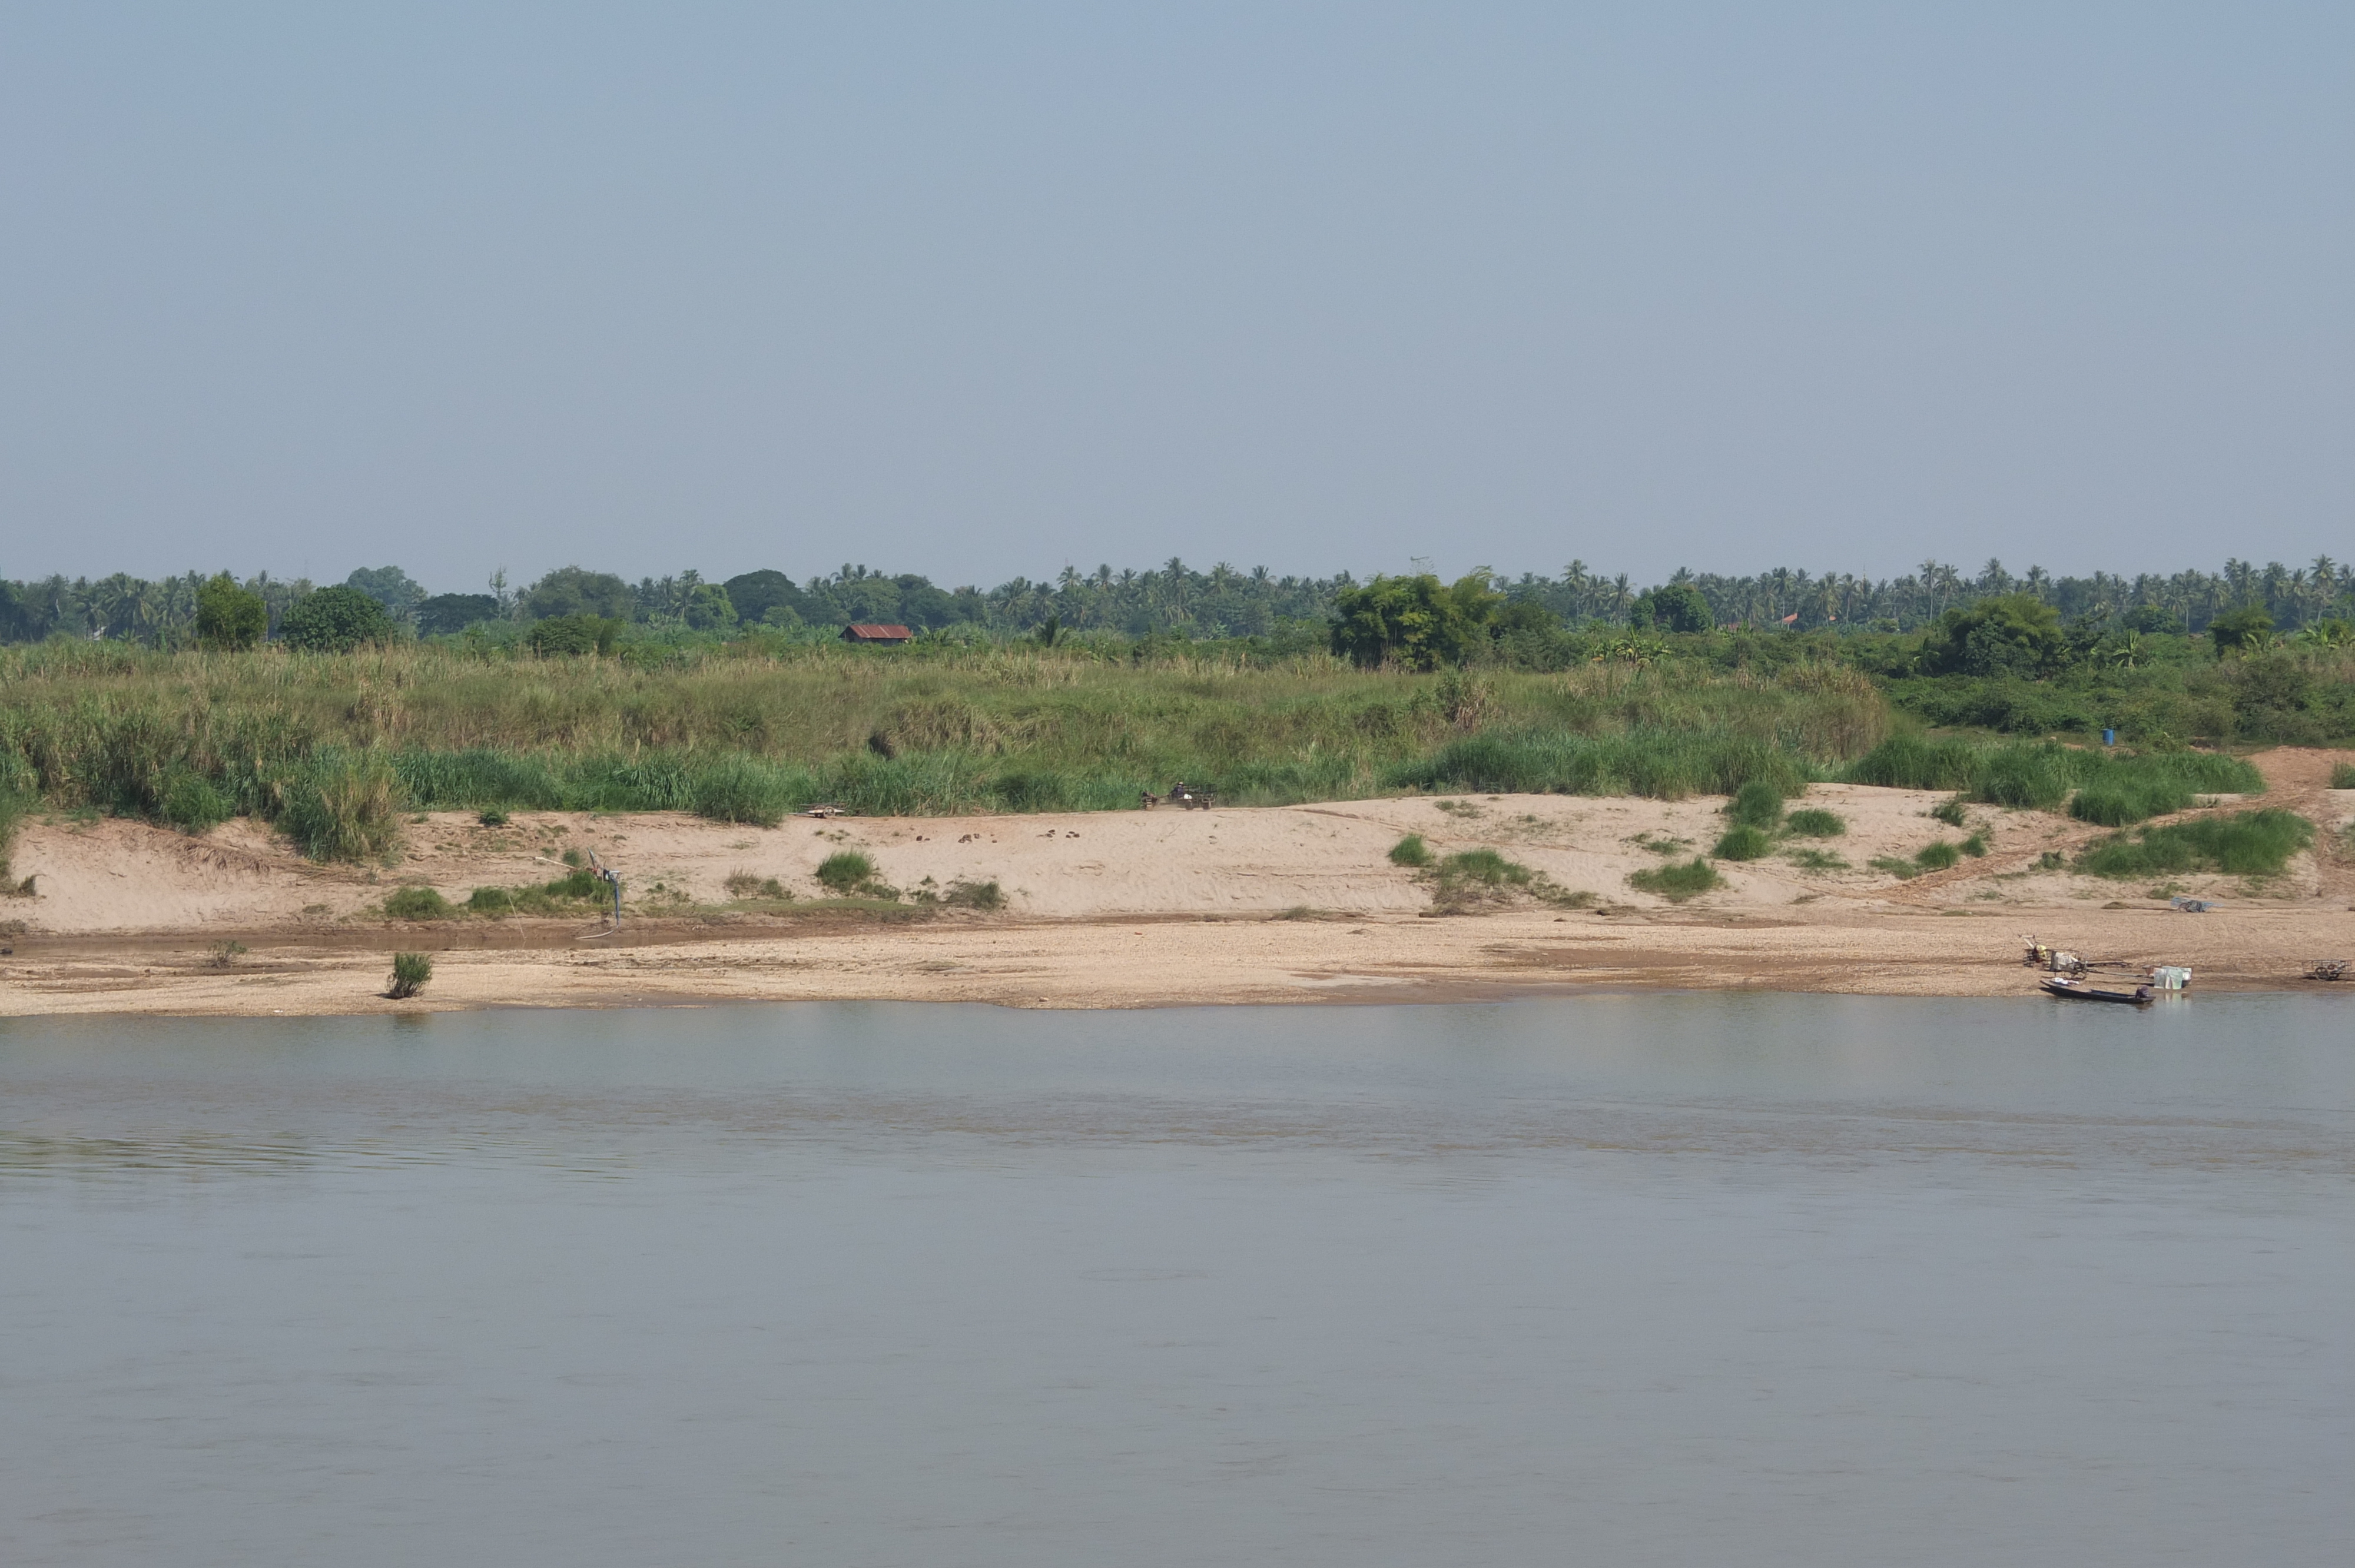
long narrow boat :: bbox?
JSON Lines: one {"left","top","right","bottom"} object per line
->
{"left": 2040, "top": 976, "right": 2153, "bottom": 1005}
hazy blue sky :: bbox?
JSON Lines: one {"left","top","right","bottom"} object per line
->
{"left": 3, "top": 2, "right": 2347, "bottom": 592}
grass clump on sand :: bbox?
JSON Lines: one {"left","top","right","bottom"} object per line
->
{"left": 941, "top": 878, "right": 1004, "bottom": 911}
{"left": 1424, "top": 848, "right": 1594, "bottom": 913}
{"left": 1783, "top": 808, "right": 1845, "bottom": 837}
{"left": 1711, "top": 825, "right": 1773, "bottom": 861}
{"left": 383, "top": 885, "right": 453, "bottom": 921}
{"left": 1724, "top": 780, "right": 1786, "bottom": 828}
{"left": 1388, "top": 833, "right": 1434, "bottom": 868}
{"left": 1914, "top": 841, "right": 1962, "bottom": 872}
{"left": 1847, "top": 736, "right": 2261, "bottom": 823}
{"left": 1627, "top": 858, "right": 1721, "bottom": 902}
{"left": 1785, "top": 847, "right": 1847, "bottom": 872}
{"left": 725, "top": 870, "right": 788, "bottom": 901}
{"left": 1931, "top": 795, "right": 1969, "bottom": 827}
{"left": 463, "top": 867, "right": 612, "bottom": 918}
{"left": 2076, "top": 809, "right": 2313, "bottom": 878}
{"left": 815, "top": 849, "right": 895, "bottom": 899}
{"left": 386, "top": 952, "right": 432, "bottom": 999}
{"left": 2332, "top": 762, "right": 2355, "bottom": 789}
{"left": 1869, "top": 840, "right": 1965, "bottom": 879}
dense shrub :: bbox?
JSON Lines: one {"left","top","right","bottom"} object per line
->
{"left": 417, "top": 593, "right": 502, "bottom": 635}
{"left": 1918, "top": 596, "right": 2066, "bottom": 679}
{"left": 526, "top": 614, "right": 623, "bottom": 657}
{"left": 279, "top": 586, "right": 396, "bottom": 653}
{"left": 1915, "top": 841, "right": 1962, "bottom": 871}
{"left": 1783, "top": 808, "right": 1845, "bottom": 836}
{"left": 1330, "top": 573, "right": 1497, "bottom": 670}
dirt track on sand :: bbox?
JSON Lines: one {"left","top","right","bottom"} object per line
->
{"left": 4, "top": 750, "right": 2350, "bottom": 1015}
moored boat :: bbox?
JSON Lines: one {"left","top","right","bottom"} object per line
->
{"left": 2041, "top": 976, "right": 2153, "bottom": 1005}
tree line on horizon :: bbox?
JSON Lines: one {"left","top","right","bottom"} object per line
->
{"left": 1, "top": 553, "right": 2350, "bottom": 650}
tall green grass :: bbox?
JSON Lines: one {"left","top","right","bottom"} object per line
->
{"left": 1386, "top": 729, "right": 1812, "bottom": 800}
{"left": 2076, "top": 809, "right": 2313, "bottom": 878}
{"left": 1846, "top": 737, "right": 2262, "bottom": 822}
{"left": 0, "top": 642, "right": 1892, "bottom": 853}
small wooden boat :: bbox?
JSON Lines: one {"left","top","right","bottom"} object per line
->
{"left": 2041, "top": 976, "right": 2152, "bottom": 1005}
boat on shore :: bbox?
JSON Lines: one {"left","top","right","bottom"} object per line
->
{"left": 2040, "top": 976, "right": 2154, "bottom": 1005}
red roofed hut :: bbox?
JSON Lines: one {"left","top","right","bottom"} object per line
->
{"left": 841, "top": 623, "right": 914, "bottom": 645}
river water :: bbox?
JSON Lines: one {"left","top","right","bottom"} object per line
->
{"left": 2, "top": 995, "right": 2348, "bottom": 1566}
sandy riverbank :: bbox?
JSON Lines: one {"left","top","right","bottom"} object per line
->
{"left": 4, "top": 751, "right": 2349, "bottom": 1015}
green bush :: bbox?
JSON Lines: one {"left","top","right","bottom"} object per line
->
{"left": 280, "top": 586, "right": 396, "bottom": 653}
{"left": 1389, "top": 833, "right": 1434, "bottom": 868}
{"left": 1726, "top": 780, "right": 1786, "bottom": 828}
{"left": 1783, "top": 808, "right": 1845, "bottom": 837}
{"left": 466, "top": 886, "right": 514, "bottom": 916}
{"left": 526, "top": 614, "right": 623, "bottom": 656}
{"left": 1627, "top": 858, "right": 1721, "bottom": 901}
{"left": 383, "top": 885, "right": 453, "bottom": 920}
{"left": 477, "top": 808, "right": 509, "bottom": 827}
{"left": 1931, "top": 796, "right": 1968, "bottom": 827}
{"left": 195, "top": 573, "right": 268, "bottom": 650}
{"left": 1711, "top": 825, "right": 1773, "bottom": 861}
{"left": 387, "top": 951, "right": 433, "bottom": 999}
{"left": 2330, "top": 762, "right": 2355, "bottom": 789}
{"left": 2077, "top": 809, "right": 2313, "bottom": 878}
{"left": 1961, "top": 830, "right": 1988, "bottom": 857}
{"left": 815, "top": 850, "right": 877, "bottom": 895}
{"left": 1915, "top": 841, "right": 1962, "bottom": 871}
